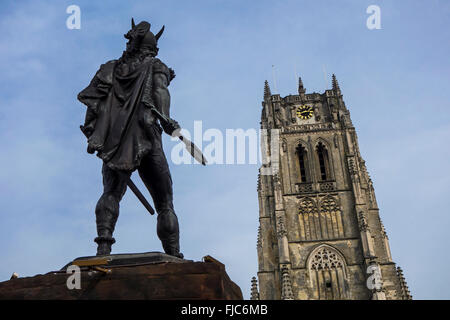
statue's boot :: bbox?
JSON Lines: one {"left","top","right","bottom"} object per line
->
{"left": 94, "top": 192, "right": 120, "bottom": 256}
{"left": 157, "top": 209, "right": 183, "bottom": 259}
{"left": 95, "top": 232, "right": 115, "bottom": 256}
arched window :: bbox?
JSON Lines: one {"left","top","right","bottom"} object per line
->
{"left": 319, "top": 195, "right": 345, "bottom": 239}
{"left": 296, "top": 144, "right": 308, "bottom": 182}
{"left": 298, "top": 197, "right": 318, "bottom": 240}
{"left": 316, "top": 142, "right": 330, "bottom": 181}
{"left": 307, "top": 245, "right": 349, "bottom": 300}
{"left": 298, "top": 195, "right": 344, "bottom": 241}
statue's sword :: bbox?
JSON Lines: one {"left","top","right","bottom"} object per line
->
{"left": 124, "top": 107, "right": 207, "bottom": 216}
{"left": 126, "top": 178, "right": 155, "bottom": 215}
{"left": 150, "top": 107, "right": 208, "bottom": 166}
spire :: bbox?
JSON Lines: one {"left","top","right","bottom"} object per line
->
{"left": 332, "top": 74, "right": 341, "bottom": 95}
{"left": 264, "top": 80, "right": 271, "bottom": 99}
{"left": 397, "top": 267, "right": 412, "bottom": 300}
{"left": 250, "top": 277, "right": 260, "bottom": 300}
{"left": 298, "top": 77, "right": 305, "bottom": 95}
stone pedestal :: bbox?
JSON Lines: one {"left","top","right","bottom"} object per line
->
{"left": 0, "top": 252, "right": 243, "bottom": 300}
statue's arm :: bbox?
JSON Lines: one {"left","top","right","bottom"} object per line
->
{"left": 150, "top": 69, "right": 179, "bottom": 135}
{"left": 141, "top": 60, "right": 178, "bottom": 135}
{"left": 152, "top": 72, "right": 171, "bottom": 118}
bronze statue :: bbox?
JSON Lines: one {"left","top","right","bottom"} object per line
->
{"left": 78, "top": 19, "right": 189, "bottom": 258}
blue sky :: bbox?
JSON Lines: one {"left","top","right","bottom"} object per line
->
{"left": 0, "top": 0, "right": 449, "bottom": 299}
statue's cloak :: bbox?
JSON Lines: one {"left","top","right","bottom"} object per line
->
{"left": 78, "top": 57, "right": 160, "bottom": 171}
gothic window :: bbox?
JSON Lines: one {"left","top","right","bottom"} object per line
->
{"left": 319, "top": 195, "right": 345, "bottom": 239}
{"left": 316, "top": 142, "right": 331, "bottom": 181}
{"left": 298, "top": 198, "right": 318, "bottom": 240}
{"left": 296, "top": 144, "right": 308, "bottom": 182}
{"left": 308, "top": 245, "right": 349, "bottom": 300}
{"left": 298, "top": 196, "right": 344, "bottom": 241}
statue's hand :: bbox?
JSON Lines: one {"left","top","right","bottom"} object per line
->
{"left": 162, "top": 118, "right": 181, "bottom": 136}
{"left": 169, "top": 68, "right": 176, "bottom": 81}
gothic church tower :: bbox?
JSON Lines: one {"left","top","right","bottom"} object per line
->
{"left": 253, "top": 76, "right": 411, "bottom": 300}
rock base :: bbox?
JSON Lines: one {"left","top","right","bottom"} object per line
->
{"left": 0, "top": 252, "right": 243, "bottom": 300}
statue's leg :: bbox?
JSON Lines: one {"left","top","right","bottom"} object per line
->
{"left": 138, "top": 140, "right": 183, "bottom": 259}
{"left": 95, "top": 163, "right": 130, "bottom": 256}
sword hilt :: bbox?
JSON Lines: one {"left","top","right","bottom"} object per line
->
{"left": 150, "top": 107, "right": 208, "bottom": 166}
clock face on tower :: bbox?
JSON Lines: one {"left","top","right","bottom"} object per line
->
{"left": 296, "top": 105, "right": 314, "bottom": 120}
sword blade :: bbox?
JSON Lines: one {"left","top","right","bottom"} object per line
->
{"left": 179, "top": 135, "right": 207, "bottom": 166}
{"left": 126, "top": 178, "right": 155, "bottom": 215}
{"left": 150, "top": 106, "right": 208, "bottom": 165}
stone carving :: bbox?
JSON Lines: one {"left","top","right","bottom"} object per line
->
{"left": 347, "top": 157, "right": 356, "bottom": 176}
{"left": 307, "top": 245, "right": 349, "bottom": 300}
{"left": 319, "top": 181, "right": 335, "bottom": 191}
{"left": 276, "top": 215, "right": 287, "bottom": 239}
{"left": 379, "top": 219, "right": 388, "bottom": 239}
{"left": 298, "top": 197, "right": 317, "bottom": 240}
{"left": 257, "top": 225, "right": 262, "bottom": 249}
{"left": 298, "top": 196, "right": 344, "bottom": 240}
{"left": 295, "top": 182, "right": 313, "bottom": 193}
{"left": 282, "top": 123, "right": 333, "bottom": 134}
{"left": 250, "top": 277, "right": 260, "bottom": 300}
{"left": 280, "top": 265, "right": 294, "bottom": 300}
{"left": 264, "top": 80, "right": 271, "bottom": 99}
{"left": 282, "top": 140, "right": 287, "bottom": 152}
{"left": 333, "top": 134, "right": 338, "bottom": 148}
{"left": 358, "top": 211, "right": 369, "bottom": 232}
{"left": 309, "top": 246, "right": 344, "bottom": 271}
{"left": 313, "top": 104, "right": 321, "bottom": 121}
{"left": 319, "top": 195, "right": 345, "bottom": 238}
{"left": 396, "top": 267, "right": 412, "bottom": 300}
{"left": 341, "top": 110, "right": 353, "bottom": 127}
{"left": 332, "top": 74, "right": 341, "bottom": 95}
{"left": 273, "top": 173, "right": 282, "bottom": 191}
{"left": 299, "top": 197, "right": 316, "bottom": 213}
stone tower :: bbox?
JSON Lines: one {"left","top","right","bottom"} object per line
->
{"left": 254, "top": 76, "right": 411, "bottom": 300}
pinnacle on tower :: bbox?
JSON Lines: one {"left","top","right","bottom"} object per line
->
{"left": 332, "top": 74, "right": 341, "bottom": 95}
{"left": 380, "top": 219, "right": 388, "bottom": 239}
{"left": 264, "top": 80, "right": 271, "bottom": 99}
{"left": 280, "top": 266, "right": 294, "bottom": 300}
{"left": 298, "top": 77, "right": 305, "bottom": 95}
{"left": 397, "top": 267, "right": 412, "bottom": 300}
{"left": 256, "top": 225, "right": 262, "bottom": 248}
{"left": 250, "top": 277, "right": 260, "bottom": 300}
